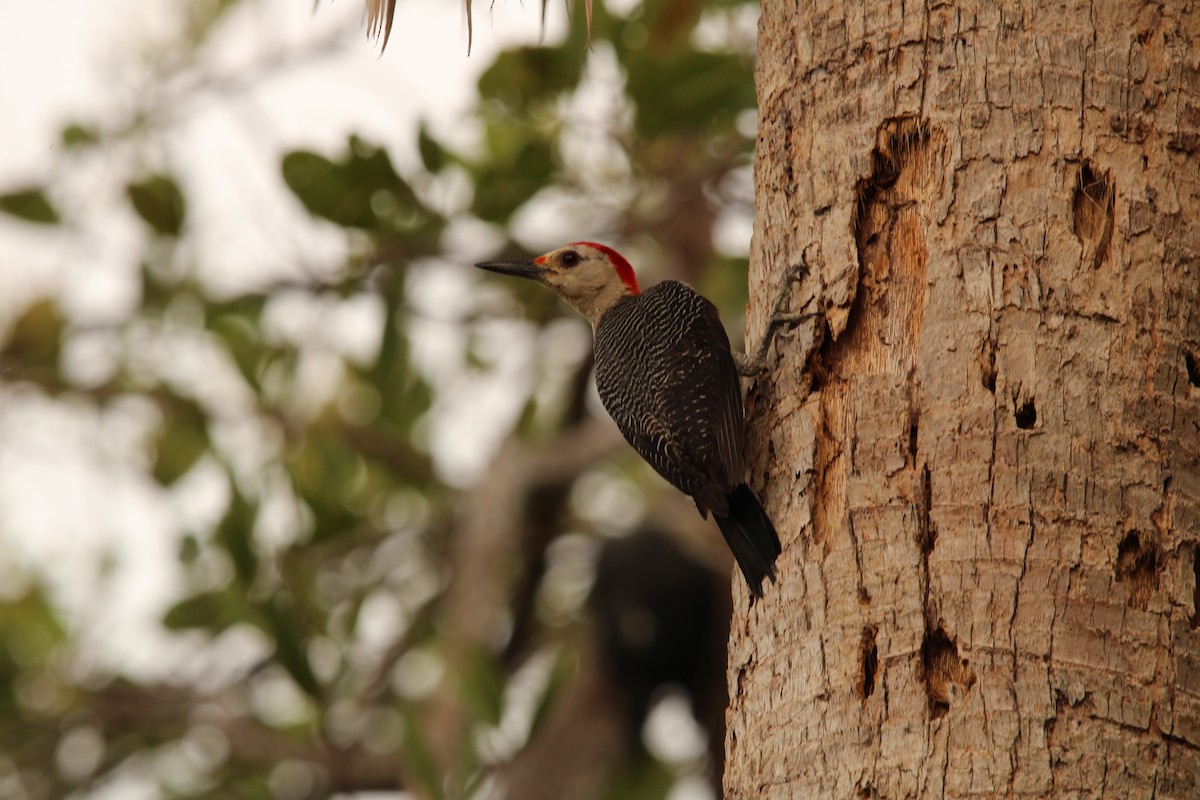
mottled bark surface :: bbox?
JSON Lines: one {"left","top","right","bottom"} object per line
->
{"left": 734, "top": 1, "right": 1200, "bottom": 797}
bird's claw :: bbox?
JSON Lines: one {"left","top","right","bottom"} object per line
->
{"left": 736, "top": 259, "right": 818, "bottom": 377}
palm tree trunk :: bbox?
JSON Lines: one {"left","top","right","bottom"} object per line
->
{"left": 730, "top": 1, "right": 1200, "bottom": 796}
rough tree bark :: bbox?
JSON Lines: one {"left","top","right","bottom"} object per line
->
{"left": 733, "top": 1, "right": 1199, "bottom": 797}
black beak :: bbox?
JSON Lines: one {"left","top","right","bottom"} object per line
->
{"left": 474, "top": 258, "right": 545, "bottom": 281}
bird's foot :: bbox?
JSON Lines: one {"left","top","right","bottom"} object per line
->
{"left": 736, "top": 260, "right": 818, "bottom": 377}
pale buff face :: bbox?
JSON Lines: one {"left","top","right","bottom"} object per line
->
{"left": 534, "top": 244, "right": 635, "bottom": 327}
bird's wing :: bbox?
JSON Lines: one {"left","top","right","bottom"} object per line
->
{"left": 653, "top": 292, "right": 745, "bottom": 495}
{"left": 592, "top": 283, "right": 744, "bottom": 514}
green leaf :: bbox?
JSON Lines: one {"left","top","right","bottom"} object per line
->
{"left": 281, "top": 137, "right": 430, "bottom": 235}
{"left": 208, "top": 307, "right": 264, "bottom": 390}
{"left": 162, "top": 590, "right": 248, "bottom": 632}
{"left": 0, "top": 589, "right": 66, "bottom": 669}
{"left": 370, "top": 302, "right": 434, "bottom": 433}
{"left": 179, "top": 535, "right": 201, "bottom": 564}
{"left": 477, "top": 46, "right": 584, "bottom": 106}
{"left": 625, "top": 51, "right": 755, "bottom": 138}
{"left": 284, "top": 421, "right": 372, "bottom": 541}
{"left": 471, "top": 140, "right": 555, "bottom": 223}
{"left": 2, "top": 298, "right": 64, "bottom": 370}
{"left": 150, "top": 391, "right": 209, "bottom": 486}
{"left": 61, "top": 123, "right": 99, "bottom": 148}
{"left": 0, "top": 187, "right": 60, "bottom": 224}
{"left": 216, "top": 488, "right": 259, "bottom": 587}
{"left": 127, "top": 174, "right": 187, "bottom": 236}
{"left": 263, "top": 592, "right": 322, "bottom": 699}
{"left": 417, "top": 124, "right": 445, "bottom": 173}
{"left": 460, "top": 645, "right": 505, "bottom": 726}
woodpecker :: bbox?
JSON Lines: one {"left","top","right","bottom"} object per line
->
{"left": 476, "top": 242, "right": 789, "bottom": 597}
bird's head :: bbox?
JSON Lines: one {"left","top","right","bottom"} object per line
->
{"left": 475, "top": 242, "right": 640, "bottom": 327}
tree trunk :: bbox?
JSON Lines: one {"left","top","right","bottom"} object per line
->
{"left": 732, "top": 1, "right": 1200, "bottom": 797}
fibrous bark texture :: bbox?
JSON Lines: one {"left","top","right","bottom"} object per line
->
{"left": 735, "top": 1, "right": 1200, "bottom": 797}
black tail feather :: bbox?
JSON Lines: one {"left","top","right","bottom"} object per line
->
{"left": 714, "top": 484, "right": 781, "bottom": 598}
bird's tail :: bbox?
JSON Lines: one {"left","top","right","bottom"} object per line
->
{"left": 714, "top": 484, "right": 782, "bottom": 598}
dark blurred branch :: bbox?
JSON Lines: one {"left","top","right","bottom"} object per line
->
{"left": 501, "top": 655, "right": 636, "bottom": 800}
{"left": 421, "top": 414, "right": 624, "bottom": 783}
{"left": 503, "top": 351, "right": 597, "bottom": 664}
{"left": 342, "top": 423, "right": 435, "bottom": 484}
{"left": 221, "top": 717, "right": 400, "bottom": 792}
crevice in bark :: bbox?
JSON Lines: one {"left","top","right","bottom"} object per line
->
{"left": 848, "top": 515, "right": 869, "bottom": 604}
{"left": 1071, "top": 161, "right": 1115, "bottom": 270}
{"left": 1115, "top": 531, "right": 1160, "bottom": 609}
{"left": 806, "top": 325, "right": 829, "bottom": 392}
{"left": 1151, "top": 475, "right": 1174, "bottom": 539}
{"left": 1185, "top": 350, "right": 1200, "bottom": 387}
{"left": 921, "top": 625, "right": 976, "bottom": 720}
{"left": 979, "top": 335, "right": 997, "bottom": 393}
{"left": 811, "top": 401, "right": 833, "bottom": 549}
{"left": 917, "top": 463, "right": 936, "bottom": 556}
{"left": 908, "top": 413, "right": 919, "bottom": 466}
{"left": 860, "top": 626, "right": 879, "bottom": 700}
{"left": 1190, "top": 545, "right": 1200, "bottom": 630}
{"left": 811, "top": 115, "right": 938, "bottom": 553}
{"left": 1014, "top": 396, "right": 1037, "bottom": 429}
{"left": 779, "top": 107, "right": 795, "bottom": 193}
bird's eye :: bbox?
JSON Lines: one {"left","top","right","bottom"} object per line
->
{"left": 560, "top": 250, "right": 581, "bottom": 267}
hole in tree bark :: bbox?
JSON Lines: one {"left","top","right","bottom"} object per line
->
{"left": 1115, "top": 531, "right": 1160, "bottom": 608}
{"left": 921, "top": 625, "right": 975, "bottom": 720}
{"left": 1186, "top": 351, "right": 1200, "bottom": 387}
{"left": 852, "top": 115, "right": 930, "bottom": 251}
{"left": 860, "top": 626, "right": 878, "bottom": 700}
{"left": 1014, "top": 397, "right": 1037, "bottom": 429}
{"left": 1071, "top": 161, "right": 1115, "bottom": 269}
{"left": 807, "top": 322, "right": 833, "bottom": 392}
{"left": 1191, "top": 547, "right": 1200, "bottom": 630}
{"left": 980, "top": 343, "right": 997, "bottom": 392}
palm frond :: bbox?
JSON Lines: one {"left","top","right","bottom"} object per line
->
{"left": 365, "top": 0, "right": 396, "bottom": 51}
{"left": 361, "top": 0, "right": 592, "bottom": 55}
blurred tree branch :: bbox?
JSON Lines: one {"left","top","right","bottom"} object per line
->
{"left": 422, "top": 415, "right": 624, "bottom": 779}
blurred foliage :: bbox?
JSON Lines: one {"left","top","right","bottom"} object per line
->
{"left": 0, "top": 0, "right": 757, "bottom": 797}
{"left": 127, "top": 174, "right": 188, "bottom": 237}
{"left": 0, "top": 187, "right": 60, "bottom": 225}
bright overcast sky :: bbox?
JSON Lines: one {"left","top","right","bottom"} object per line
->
{"left": 0, "top": 0, "right": 570, "bottom": 290}
{"left": 0, "top": 0, "right": 572, "bottom": 679}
